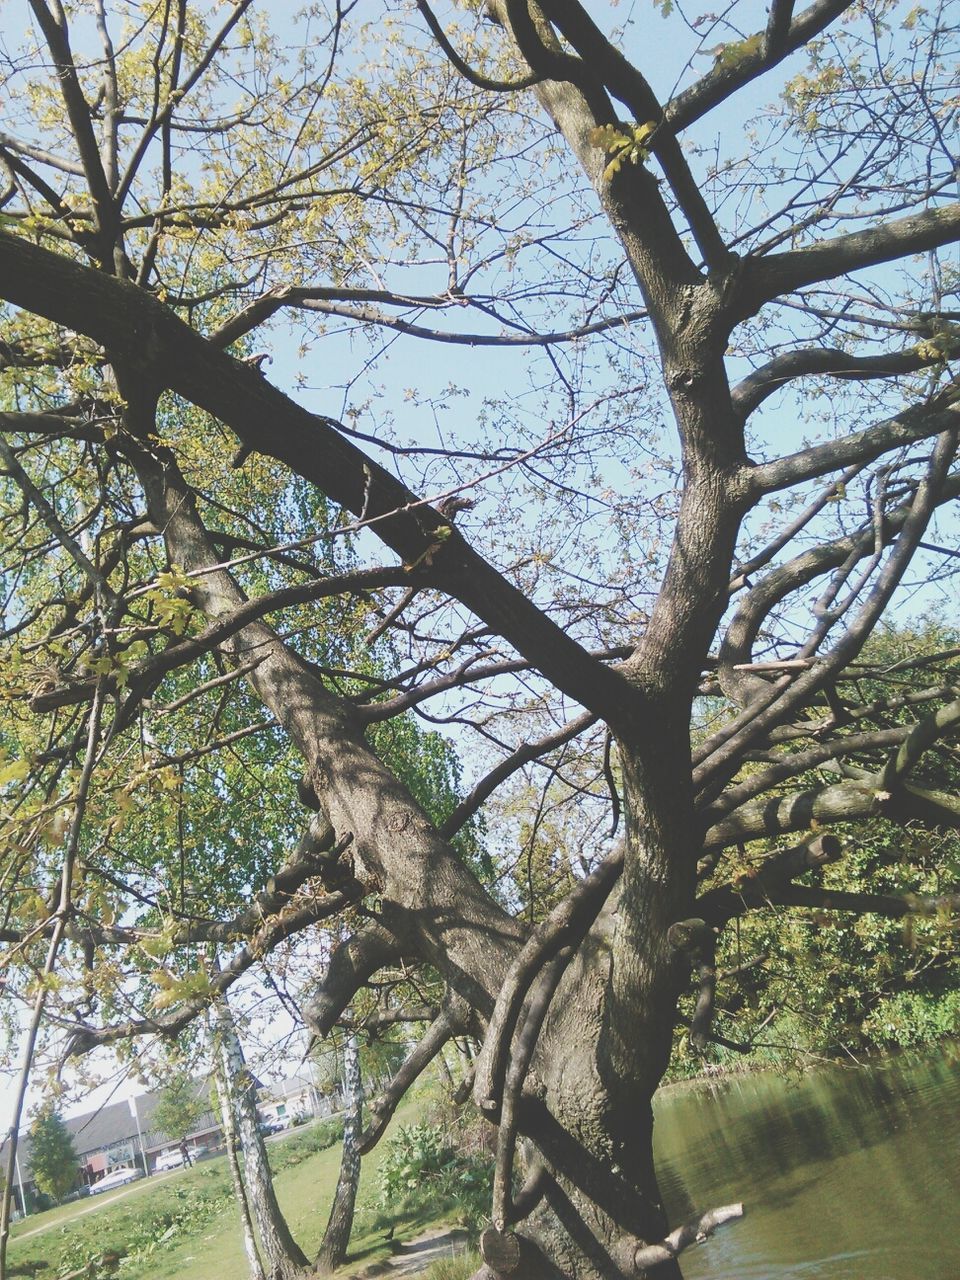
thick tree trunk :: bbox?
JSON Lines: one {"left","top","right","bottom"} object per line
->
{"left": 212, "top": 997, "right": 309, "bottom": 1280}
{"left": 315, "top": 1032, "right": 363, "bottom": 1274}
{"left": 471, "top": 732, "right": 695, "bottom": 1280}
{"left": 132, "top": 415, "right": 697, "bottom": 1279}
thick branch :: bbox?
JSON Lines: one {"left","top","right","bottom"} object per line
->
{"left": 626, "top": 1204, "right": 744, "bottom": 1272}
{"left": 742, "top": 204, "right": 960, "bottom": 310}
{"left": 746, "top": 384, "right": 959, "bottom": 495}
{"left": 667, "top": 0, "right": 853, "bottom": 130}
{"left": 358, "top": 994, "right": 470, "bottom": 1154}
{"left": 772, "top": 885, "right": 960, "bottom": 918}
{"left": 0, "top": 228, "right": 642, "bottom": 732}
{"left": 473, "top": 847, "right": 624, "bottom": 1116}
{"left": 302, "top": 924, "right": 403, "bottom": 1038}
{"left": 703, "top": 778, "right": 960, "bottom": 852}
{"left": 732, "top": 345, "right": 960, "bottom": 421}
{"left": 879, "top": 698, "right": 960, "bottom": 793}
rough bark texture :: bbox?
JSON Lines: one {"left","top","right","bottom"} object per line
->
{"left": 1, "top": 3, "right": 957, "bottom": 1277}
{"left": 214, "top": 1032, "right": 266, "bottom": 1280}
{"left": 213, "top": 998, "right": 309, "bottom": 1280}
{"left": 315, "top": 1033, "right": 363, "bottom": 1274}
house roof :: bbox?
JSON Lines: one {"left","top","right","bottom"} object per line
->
{"left": 0, "top": 1082, "right": 221, "bottom": 1180}
{"left": 257, "top": 1072, "right": 316, "bottom": 1102}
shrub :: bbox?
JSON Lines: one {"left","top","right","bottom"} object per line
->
{"left": 377, "top": 1123, "right": 492, "bottom": 1233}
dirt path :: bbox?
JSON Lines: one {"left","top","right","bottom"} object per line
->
{"left": 354, "top": 1227, "right": 471, "bottom": 1277}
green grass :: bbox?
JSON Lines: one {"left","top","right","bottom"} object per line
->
{"left": 6, "top": 1095, "right": 475, "bottom": 1280}
{"left": 420, "top": 1252, "right": 481, "bottom": 1280}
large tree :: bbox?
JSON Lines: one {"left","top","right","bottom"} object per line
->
{"left": 0, "top": 1, "right": 958, "bottom": 1278}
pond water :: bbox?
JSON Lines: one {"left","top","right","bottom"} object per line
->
{"left": 652, "top": 1040, "right": 960, "bottom": 1278}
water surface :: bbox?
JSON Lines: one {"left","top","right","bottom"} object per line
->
{"left": 653, "top": 1041, "right": 960, "bottom": 1278}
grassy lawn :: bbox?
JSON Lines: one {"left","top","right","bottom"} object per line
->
{"left": 6, "top": 1093, "right": 471, "bottom": 1280}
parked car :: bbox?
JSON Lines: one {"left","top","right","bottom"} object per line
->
{"left": 258, "top": 1118, "right": 284, "bottom": 1136}
{"left": 90, "top": 1165, "right": 143, "bottom": 1194}
{"left": 154, "top": 1148, "right": 187, "bottom": 1172}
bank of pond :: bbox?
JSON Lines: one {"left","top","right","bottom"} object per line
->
{"left": 653, "top": 1038, "right": 960, "bottom": 1277}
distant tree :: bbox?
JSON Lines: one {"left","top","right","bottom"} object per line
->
{"left": 28, "top": 1109, "right": 77, "bottom": 1206}
{"left": 151, "top": 1074, "right": 208, "bottom": 1154}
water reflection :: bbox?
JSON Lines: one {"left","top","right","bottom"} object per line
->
{"left": 652, "top": 1040, "right": 960, "bottom": 1278}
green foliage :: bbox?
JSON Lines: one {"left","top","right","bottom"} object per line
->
{"left": 151, "top": 1074, "right": 209, "bottom": 1144}
{"left": 674, "top": 622, "right": 960, "bottom": 1073}
{"left": 863, "top": 987, "right": 960, "bottom": 1048}
{"left": 267, "top": 1118, "right": 344, "bottom": 1171}
{"left": 27, "top": 1109, "right": 78, "bottom": 1206}
{"left": 377, "top": 1123, "right": 492, "bottom": 1233}
{"left": 54, "top": 1170, "right": 233, "bottom": 1277}
{"left": 588, "top": 121, "right": 658, "bottom": 181}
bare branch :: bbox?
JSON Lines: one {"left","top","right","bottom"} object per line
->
{"left": 0, "top": 227, "right": 643, "bottom": 733}
{"left": 667, "top": 0, "right": 854, "bottom": 130}
{"left": 732, "top": 345, "right": 960, "bottom": 421}
{"left": 746, "top": 384, "right": 959, "bottom": 495}
{"left": 742, "top": 204, "right": 960, "bottom": 311}
{"left": 764, "top": 0, "right": 796, "bottom": 57}
{"left": 626, "top": 1203, "right": 744, "bottom": 1272}
{"left": 439, "top": 712, "right": 597, "bottom": 838}
{"left": 29, "top": 564, "right": 411, "bottom": 712}
{"left": 416, "top": 0, "right": 542, "bottom": 92}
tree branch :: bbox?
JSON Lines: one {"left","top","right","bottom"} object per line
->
{"left": 742, "top": 204, "right": 960, "bottom": 311}
{"left": 746, "top": 383, "right": 959, "bottom": 495}
{"left": 732, "top": 344, "right": 960, "bottom": 421}
{"left": 302, "top": 923, "right": 403, "bottom": 1039}
{"left": 358, "top": 994, "right": 470, "bottom": 1154}
{"left": 473, "top": 846, "right": 623, "bottom": 1117}
{"left": 439, "top": 712, "right": 597, "bottom": 838}
{"left": 625, "top": 1203, "right": 744, "bottom": 1272}
{"left": 667, "top": 0, "right": 854, "bottom": 130}
{"left": 0, "top": 227, "right": 643, "bottom": 733}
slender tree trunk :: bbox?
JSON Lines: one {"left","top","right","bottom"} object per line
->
{"left": 214, "top": 1052, "right": 266, "bottom": 1280}
{"left": 315, "top": 1032, "right": 363, "bottom": 1274}
{"left": 212, "top": 996, "right": 309, "bottom": 1280}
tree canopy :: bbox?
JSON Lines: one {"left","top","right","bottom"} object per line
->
{"left": 0, "top": 0, "right": 958, "bottom": 1276}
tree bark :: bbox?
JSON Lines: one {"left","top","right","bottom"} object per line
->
{"left": 214, "top": 1044, "right": 266, "bottom": 1280}
{"left": 315, "top": 1032, "right": 363, "bottom": 1274}
{"left": 212, "top": 996, "right": 309, "bottom": 1280}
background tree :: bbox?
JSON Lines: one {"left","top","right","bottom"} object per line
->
{"left": 0, "top": 1, "right": 958, "bottom": 1279}
{"left": 151, "top": 1073, "right": 208, "bottom": 1159}
{"left": 27, "top": 1109, "right": 77, "bottom": 1207}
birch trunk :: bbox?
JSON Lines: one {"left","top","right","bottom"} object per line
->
{"left": 315, "top": 1032, "right": 363, "bottom": 1274}
{"left": 212, "top": 996, "right": 309, "bottom": 1280}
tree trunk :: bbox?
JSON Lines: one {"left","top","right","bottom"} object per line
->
{"left": 468, "top": 733, "right": 694, "bottom": 1280}
{"left": 315, "top": 1032, "right": 363, "bottom": 1274}
{"left": 212, "top": 996, "right": 309, "bottom": 1280}
{"left": 214, "top": 1048, "right": 266, "bottom": 1280}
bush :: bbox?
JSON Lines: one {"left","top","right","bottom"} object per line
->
{"left": 864, "top": 988, "right": 960, "bottom": 1048}
{"left": 377, "top": 1123, "right": 492, "bottom": 1233}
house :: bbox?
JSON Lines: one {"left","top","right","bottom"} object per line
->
{"left": 256, "top": 1072, "right": 337, "bottom": 1128}
{"left": 0, "top": 1084, "right": 224, "bottom": 1213}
